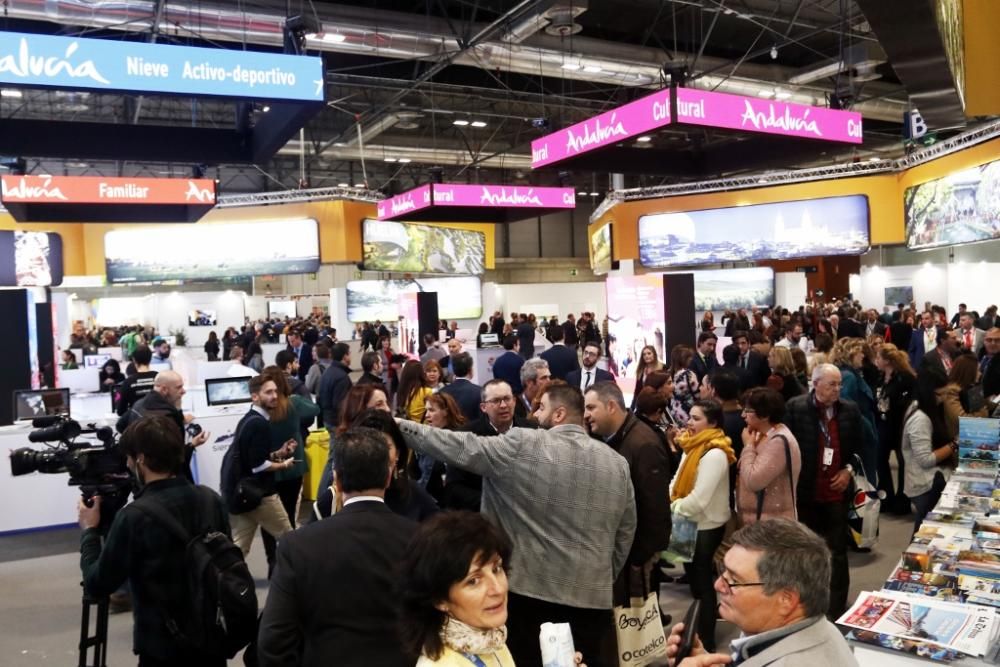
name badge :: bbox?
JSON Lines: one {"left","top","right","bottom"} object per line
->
{"left": 822, "top": 447, "right": 834, "bottom": 467}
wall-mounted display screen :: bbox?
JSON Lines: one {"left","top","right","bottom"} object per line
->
{"left": 268, "top": 300, "right": 297, "bottom": 320}
{"left": 104, "top": 219, "right": 320, "bottom": 283}
{"left": 362, "top": 219, "right": 485, "bottom": 274}
{"left": 884, "top": 286, "right": 914, "bottom": 307}
{"left": 678, "top": 267, "right": 775, "bottom": 311}
{"left": 0, "top": 231, "right": 63, "bottom": 286}
{"left": 188, "top": 309, "right": 217, "bottom": 326}
{"left": 346, "top": 277, "right": 482, "bottom": 322}
{"left": 590, "top": 223, "right": 613, "bottom": 275}
{"left": 605, "top": 275, "right": 665, "bottom": 385}
{"left": 904, "top": 161, "right": 1000, "bottom": 250}
{"left": 638, "top": 195, "right": 870, "bottom": 268}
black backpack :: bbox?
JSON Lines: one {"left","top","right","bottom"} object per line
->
{"left": 131, "top": 487, "right": 258, "bottom": 659}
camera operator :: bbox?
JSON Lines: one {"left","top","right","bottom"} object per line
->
{"left": 116, "top": 371, "right": 209, "bottom": 481}
{"left": 78, "top": 415, "right": 231, "bottom": 667}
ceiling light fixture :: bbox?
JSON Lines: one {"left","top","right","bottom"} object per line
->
{"left": 577, "top": 191, "right": 587, "bottom": 196}
{"left": 452, "top": 119, "right": 470, "bottom": 126}
{"left": 636, "top": 136, "right": 652, "bottom": 143}
{"left": 589, "top": 191, "right": 599, "bottom": 196}
{"left": 561, "top": 62, "right": 581, "bottom": 71}
{"left": 774, "top": 90, "right": 792, "bottom": 100}
{"left": 338, "top": 183, "right": 349, "bottom": 187}
{"left": 354, "top": 183, "right": 365, "bottom": 188}
{"left": 397, "top": 158, "right": 412, "bottom": 163}
{"left": 770, "top": 45, "right": 778, "bottom": 60}
{"left": 583, "top": 65, "right": 602, "bottom": 73}
{"left": 470, "top": 120, "right": 487, "bottom": 128}
{"left": 320, "top": 32, "right": 346, "bottom": 43}
{"left": 0, "top": 89, "right": 23, "bottom": 99}
{"left": 261, "top": 105, "right": 271, "bottom": 113}
{"left": 384, "top": 157, "right": 397, "bottom": 162}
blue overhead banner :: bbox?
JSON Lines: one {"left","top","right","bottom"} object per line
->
{"left": 0, "top": 31, "right": 325, "bottom": 101}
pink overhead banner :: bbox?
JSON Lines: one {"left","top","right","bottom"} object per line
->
{"left": 377, "top": 183, "right": 575, "bottom": 220}
{"left": 530, "top": 86, "right": 863, "bottom": 169}
{"left": 675, "top": 88, "right": 863, "bottom": 144}
{"left": 376, "top": 184, "right": 433, "bottom": 219}
{"left": 530, "top": 88, "right": 673, "bottom": 169}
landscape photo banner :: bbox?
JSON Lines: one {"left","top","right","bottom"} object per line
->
{"left": 362, "top": 219, "right": 486, "bottom": 274}
{"left": 675, "top": 88, "right": 863, "bottom": 144}
{"left": 1, "top": 175, "right": 216, "bottom": 205}
{"left": 0, "top": 31, "right": 324, "bottom": 101}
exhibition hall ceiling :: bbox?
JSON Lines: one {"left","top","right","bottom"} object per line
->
{"left": 0, "top": 0, "right": 974, "bottom": 194}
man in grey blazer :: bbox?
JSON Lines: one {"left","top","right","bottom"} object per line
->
{"left": 666, "top": 519, "right": 858, "bottom": 667}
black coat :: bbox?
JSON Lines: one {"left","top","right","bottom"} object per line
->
{"left": 540, "top": 344, "right": 580, "bottom": 381}
{"left": 566, "top": 367, "right": 614, "bottom": 391}
{"left": 258, "top": 501, "right": 418, "bottom": 667}
{"left": 286, "top": 342, "right": 313, "bottom": 382}
{"left": 982, "top": 354, "right": 1000, "bottom": 400}
{"left": 438, "top": 378, "right": 484, "bottom": 424}
{"left": 784, "top": 393, "right": 863, "bottom": 508}
{"left": 688, "top": 351, "right": 717, "bottom": 383}
{"left": 318, "top": 361, "right": 353, "bottom": 427}
{"left": 446, "top": 416, "right": 536, "bottom": 511}
{"left": 516, "top": 321, "right": 536, "bottom": 359}
{"left": 737, "top": 351, "right": 769, "bottom": 390}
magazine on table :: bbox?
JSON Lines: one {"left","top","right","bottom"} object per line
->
{"left": 837, "top": 590, "right": 997, "bottom": 657}
{"left": 845, "top": 629, "right": 960, "bottom": 662}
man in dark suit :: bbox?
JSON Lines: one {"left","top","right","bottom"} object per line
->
{"left": 862, "top": 309, "right": 887, "bottom": 339}
{"left": 688, "top": 332, "right": 718, "bottom": 383}
{"left": 286, "top": 329, "right": 313, "bottom": 382}
{"left": 562, "top": 314, "right": 579, "bottom": 349}
{"left": 908, "top": 311, "right": 945, "bottom": 369}
{"left": 732, "top": 331, "right": 768, "bottom": 389}
{"left": 720, "top": 344, "right": 751, "bottom": 392}
{"left": 439, "top": 351, "right": 483, "bottom": 423}
{"left": 920, "top": 329, "right": 959, "bottom": 376}
{"left": 540, "top": 326, "right": 580, "bottom": 381}
{"left": 837, "top": 308, "right": 864, "bottom": 340}
{"left": 516, "top": 315, "right": 536, "bottom": 359}
{"left": 982, "top": 328, "right": 1000, "bottom": 408}
{"left": 258, "top": 427, "right": 418, "bottom": 667}
{"left": 492, "top": 335, "right": 525, "bottom": 395}
{"left": 567, "top": 341, "right": 614, "bottom": 393}
{"left": 447, "top": 379, "right": 536, "bottom": 511}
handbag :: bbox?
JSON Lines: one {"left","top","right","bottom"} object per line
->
{"left": 614, "top": 569, "right": 669, "bottom": 667}
{"left": 663, "top": 514, "right": 697, "bottom": 564}
{"left": 847, "top": 454, "right": 881, "bottom": 550}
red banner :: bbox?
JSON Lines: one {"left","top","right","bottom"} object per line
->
{"left": 0, "top": 175, "right": 216, "bottom": 205}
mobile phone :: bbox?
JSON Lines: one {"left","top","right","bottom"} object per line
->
{"left": 675, "top": 599, "right": 701, "bottom": 662}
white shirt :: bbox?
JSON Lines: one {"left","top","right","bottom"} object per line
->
{"left": 579, "top": 366, "right": 597, "bottom": 391}
{"left": 343, "top": 495, "right": 385, "bottom": 507}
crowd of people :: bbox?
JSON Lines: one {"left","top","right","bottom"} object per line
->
{"left": 72, "top": 297, "right": 1000, "bottom": 667}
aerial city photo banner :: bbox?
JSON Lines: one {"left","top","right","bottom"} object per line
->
{"left": 362, "top": 219, "right": 486, "bottom": 275}
{"left": 104, "top": 218, "right": 320, "bottom": 283}
{"left": 0, "top": 31, "right": 324, "bottom": 101}
{"left": 904, "top": 158, "right": 1000, "bottom": 250}
{"left": 346, "top": 277, "right": 483, "bottom": 322}
{"left": 639, "top": 194, "right": 870, "bottom": 268}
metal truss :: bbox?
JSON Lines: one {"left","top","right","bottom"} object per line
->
{"left": 216, "top": 186, "right": 384, "bottom": 208}
{"left": 591, "top": 119, "right": 1000, "bottom": 224}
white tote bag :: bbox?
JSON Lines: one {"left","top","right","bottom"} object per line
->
{"left": 614, "top": 592, "right": 668, "bottom": 667}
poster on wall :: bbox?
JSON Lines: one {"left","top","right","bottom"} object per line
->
{"left": 605, "top": 275, "right": 665, "bottom": 396}
{"left": 188, "top": 309, "right": 217, "bottom": 326}
{"left": 362, "top": 219, "right": 485, "bottom": 274}
{"left": 347, "top": 277, "right": 482, "bottom": 322}
{"left": 677, "top": 267, "right": 775, "bottom": 312}
{"left": 590, "top": 223, "right": 614, "bottom": 275}
{"left": 268, "top": 300, "right": 297, "bottom": 320}
{"left": 884, "top": 286, "right": 914, "bottom": 307}
{"left": 104, "top": 219, "right": 320, "bottom": 283}
{"left": 638, "top": 195, "right": 870, "bottom": 268}
{"left": 0, "top": 231, "right": 63, "bottom": 286}
{"left": 904, "top": 161, "right": 1000, "bottom": 250}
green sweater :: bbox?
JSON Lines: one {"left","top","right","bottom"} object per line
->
{"left": 272, "top": 394, "right": 320, "bottom": 481}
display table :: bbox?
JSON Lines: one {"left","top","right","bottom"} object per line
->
{"left": 853, "top": 643, "right": 992, "bottom": 666}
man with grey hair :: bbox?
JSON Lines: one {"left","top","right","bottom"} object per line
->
{"left": 666, "top": 518, "right": 858, "bottom": 666}
{"left": 516, "top": 357, "right": 551, "bottom": 420}
{"left": 584, "top": 381, "right": 672, "bottom": 598}
{"left": 783, "top": 363, "right": 863, "bottom": 619}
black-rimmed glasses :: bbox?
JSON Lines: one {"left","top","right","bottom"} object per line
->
{"left": 715, "top": 562, "right": 765, "bottom": 594}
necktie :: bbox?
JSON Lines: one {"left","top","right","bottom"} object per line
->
{"left": 741, "top": 356, "right": 747, "bottom": 369}
{"left": 965, "top": 331, "right": 973, "bottom": 349}
{"left": 584, "top": 371, "right": 592, "bottom": 390}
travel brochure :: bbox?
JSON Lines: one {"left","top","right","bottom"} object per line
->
{"left": 840, "top": 417, "right": 1000, "bottom": 662}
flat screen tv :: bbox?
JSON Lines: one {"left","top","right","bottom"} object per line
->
{"left": 188, "top": 309, "right": 217, "bottom": 326}
{"left": 904, "top": 160, "right": 1000, "bottom": 250}
{"left": 590, "top": 222, "right": 614, "bottom": 275}
{"left": 346, "top": 276, "right": 483, "bottom": 322}
{"left": 268, "top": 300, "right": 297, "bottom": 319}
{"left": 104, "top": 219, "right": 320, "bottom": 283}
{"left": 205, "top": 377, "right": 252, "bottom": 407}
{"left": 679, "top": 267, "right": 775, "bottom": 311}
{"left": 13, "top": 388, "right": 70, "bottom": 422}
{"left": 362, "top": 219, "right": 485, "bottom": 274}
{"left": 638, "top": 194, "right": 870, "bottom": 268}
{"left": 0, "top": 231, "right": 64, "bottom": 286}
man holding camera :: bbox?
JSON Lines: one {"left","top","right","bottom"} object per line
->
{"left": 78, "top": 416, "right": 232, "bottom": 667}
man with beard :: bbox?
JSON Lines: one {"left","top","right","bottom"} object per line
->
{"left": 396, "top": 384, "right": 636, "bottom": 667}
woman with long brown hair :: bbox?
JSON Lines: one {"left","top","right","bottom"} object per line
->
{"left": 397, "top": 359, "right": 434, "bottom": 422}
{"left": 670, "top": 344, "right": 700, "bottom": 424}
{"left": 424, "top": 392, "right": 466, "bottom": 430}
{"left": 630, "top": 344, "right": 664, "bottom": 410}
{"left": 940, "top": 353, "right": 989, "bottom": 439}
{"left": 875, "top": 343, "right": 917, "bottom": 513}
{"left": 423, "top": 358, "right": 446, "bottom": 391}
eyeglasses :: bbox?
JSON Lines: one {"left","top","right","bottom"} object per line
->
{"left": 715, "top": 563, "right": 765, "bottom": 595}
{"left": 986, "top": 338, "right": 1000, "bottom": 343}
{"left": 483, "top": 395, "right": 515, "bottom": 406}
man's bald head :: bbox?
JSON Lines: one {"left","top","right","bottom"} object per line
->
{"left": 154, "top": 371, "right": 186, "bottom": 408}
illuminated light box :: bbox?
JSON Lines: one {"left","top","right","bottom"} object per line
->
{"left": 362, "top": 219, "right": 486, "bottom": 275}
{"left": 0, "top": 231, "right": 63, "bottom": 287}
{"left": 1, "top": 175, "right": 216, "bottom": 223}
{"left": 530, "top": 86, "right": 862, "bottom": 173}
{"left": 376, "top": 183, "right": 575, "bottom": 222}
{"left": 590, "top": 222, "right": 616, "bottom": 275}
{"left": 905, "top": 159, "right": 1000, "bottom": 250}
{"left": 0, "top": 31, "right": 323, "bottom": 102}
{"left": 346, "top": 277, "right": 483, "bottom": 322}
{"left": 104, "top": 219, "right": 319, "bottom": 283}
{"left": 666, "top": 267, "right": 775, "bottom": 312}
{"left": 639, "top": 195, "right": 870, "bottom": 268}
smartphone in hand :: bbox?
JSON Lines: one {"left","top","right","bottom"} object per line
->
{"left": 675, "top": 599, "right": 702, "bottom": 662}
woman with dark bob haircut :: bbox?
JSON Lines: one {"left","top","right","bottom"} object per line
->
{"left": 399, "top": 512, "right": 587, "bottom": 667}
{"left": 737, "top": 388, "right": 802, "bottom": 525}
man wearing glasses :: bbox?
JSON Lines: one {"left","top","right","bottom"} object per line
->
{"left": 783, "top": 363, "right": 864, "bottom": 619}
{"left": 982, "top": 328, "right": 1000, "bottom": 415}
{"left": 665, "top": 518, "right": 859, "bottom": 666}
{"left": 445, "top": 380, "right": 536, "bottom": 511}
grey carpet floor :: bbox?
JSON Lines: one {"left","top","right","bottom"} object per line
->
{"left": 0, "top": 511, "right": 914, "bottom": 666}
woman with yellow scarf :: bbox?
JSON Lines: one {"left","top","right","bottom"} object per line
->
{"left": 669, "top": 399, "right": 736, "bottom": 652}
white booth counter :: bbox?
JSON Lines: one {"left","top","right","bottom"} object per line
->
{"left": 0, "top": 386, "right": 246, "bottom": 535}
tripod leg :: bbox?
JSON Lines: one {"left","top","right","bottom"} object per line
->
{"left": 79, "top": 593, "right": 110, "bottom": 667}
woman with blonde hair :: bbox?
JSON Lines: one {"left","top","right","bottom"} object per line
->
{"left": 833, "top": 337, "right": 879, "bottom": 482}
{"left": 875, "top": 343, "right": 916, "bottom": 513}
{"left": 765, "top": 346, "right": 805, "bottom": 401}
